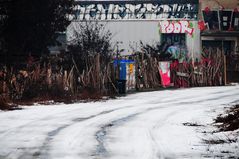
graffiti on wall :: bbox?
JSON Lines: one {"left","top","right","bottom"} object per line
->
{"left": 73, "top": 2, "right": 199, "bottom": 21}
{"left": 166, "top": 44, "right": 188, "bottom": 63}
{"left": 159, "top": 21, "right": 194, "bottom": 35}
{"left": 159, "top": 21, "right": 193, "bottom": 62}
{"left": 159, "top": 62, "right": 171, "bottom": 87}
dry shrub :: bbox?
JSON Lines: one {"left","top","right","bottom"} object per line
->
{"left": 21, "top": 83, "right": 72, "bottom": 103}
{"left": 79, "top": 87, "right": 102, "bottom": 101}
{"left": 215, "top": 105, "right": 239, "bottom": 131}
{"left": 0, "top": 95, "right": 12, "bottom": 110}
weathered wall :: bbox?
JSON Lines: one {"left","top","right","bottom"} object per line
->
{"left": 67, "top": 0, "right": 201, "bottom": 59}
{"left": 67, "top": 21, "right": 201, "bottom": 60}
{"left": 186, "top": 21, "right": 201, "bottom": 61}
{"left": 201, "top": 0, "right": 238, "bottom": 9}
{"left": 67, "top": 21, "right": 160, "bottom": 55}
{"left": 104, "top": 21, "right": 160, "bottom": 54}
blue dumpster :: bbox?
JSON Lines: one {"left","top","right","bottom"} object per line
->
{"left": 114, "top": 60, "right": 135, "bottom": 94}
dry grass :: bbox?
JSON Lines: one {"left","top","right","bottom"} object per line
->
{"left": 215, "top": 105, "right": 239, "bottom": 132}
{"left": 0, "top": 95, "right": 19, "bottom": 110}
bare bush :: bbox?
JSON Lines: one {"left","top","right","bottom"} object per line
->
{"left": 0, "top": 95, "right": 11, "bottom": 110}
{"left": 215, "top": 104, "right": 239, "bottom": 131}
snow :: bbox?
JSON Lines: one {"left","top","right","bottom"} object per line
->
{"left": 0, "top": 86, "right": 239, "bottom": 159}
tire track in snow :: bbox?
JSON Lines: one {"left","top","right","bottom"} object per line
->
{"left": 17, "top": 108, "right": 129, "bottom": 159}
{"left": 34, "top": 93, "right": 209, "bottom": 158}
{"left": 1, "top": 86, "right": 238, "bottom": 159}
{"left": 91, "top": 105, "right": 193, "bottom": 158}
{"left": 93, "top": 114, "right": 139, "bottom": 158}
{"left": 90, "top": 88, "right": 239, "bottom": 158}
{"left": 0, "top": 107, "right": 86, "bottom": 138}
{"left": 15, "top": 99, "right": 154, "bottom": 159}
{"left": 0, "top": 98, "right": 152, "bottom": 159}
{"left": 1, "top": 97, "right": 162, "bottom": 159}
{"left": 90, "top": 88, "right": 239, "bottom": 159}
{"left": 35, "top": 109, "right": 118, "bottom": 159}
{"left": 0, "top": 107, "right": 122, "bottom": 159}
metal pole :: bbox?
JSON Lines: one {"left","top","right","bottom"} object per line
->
{"left": 222, "top": 40, "right": 227, "bottom": 85}
{"left": 117, "top": 44, "right": 119, "bottom": 80}
{"left": 224, "top": 54, "right": 227, "bottom": 85}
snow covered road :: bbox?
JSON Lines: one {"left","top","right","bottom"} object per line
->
{"left": 0, "top": 86, "right": 239, "bottom": 159}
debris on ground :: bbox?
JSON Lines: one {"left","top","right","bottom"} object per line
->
{"left": 182, "top": 122, "right": 204, "bottom": 127}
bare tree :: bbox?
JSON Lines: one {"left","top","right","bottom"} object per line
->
{"left": 68, "top": 22, "right": 113, "bottom": 67}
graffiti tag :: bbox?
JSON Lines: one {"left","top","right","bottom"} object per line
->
{"left": 159, "top": 21, "right": 194, "bottom": 35}
{"left": 73, "top": 2, "right": 198, "bottom": 21}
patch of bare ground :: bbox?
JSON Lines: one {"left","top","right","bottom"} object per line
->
{"left": 202, "top": 105, "right": 239, "bottom": 145}
{"left": 214, "top": 104, "right": 239, "bottom": 132}
{"left": 203, "top": 138, "right": 237, "bottom": 145}
{"left": 14, "top": 88, "right": 114, "bottom": 107}
{"left": 182, "top": 122, "right": 204, "bottom": 127}
{"left": 201, "top": 105, "right": 239, "bottom": 158}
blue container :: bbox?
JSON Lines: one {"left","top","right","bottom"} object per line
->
{"left": 114, "top": 59, "right": 135, "bottom": 94}
{"left": 114, "top": 60, "right": 134, "bottom": 80}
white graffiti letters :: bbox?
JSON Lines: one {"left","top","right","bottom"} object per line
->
{"left": 73, "top": 2, "right": 198, "bottom": 21}
{"left": 174, "top": 22, "right": 181, "bottom": 33}
{"left": 160, "top": 21, "right": 170, "bottom": 33}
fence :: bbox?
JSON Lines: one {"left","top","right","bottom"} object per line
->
{"left": 0, "top": 48, "right": 226, "bottom": 105}
{"left": 133, "top": 48, "right": 225, "bottom": 89}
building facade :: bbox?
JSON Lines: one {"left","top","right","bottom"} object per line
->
{"left": 67, "top": 0, "right": 201, "bottom": 62}
{"left": 200, "top": 0, "right": 239, "bottom": 82}
{"left": 67, "top": 0, "right": 239, "bottom": 62}
{"left": 200, "top": 0, "right": 239, "bottom": 54}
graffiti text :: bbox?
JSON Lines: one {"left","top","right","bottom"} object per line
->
{"left": 159, "top": 21, "right": 194, "bottom": 35}
{"left": 72, "top": 2, "right": 199, "bottom": 21}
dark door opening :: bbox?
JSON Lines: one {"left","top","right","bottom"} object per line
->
{"left": 161, "top": 33, "right": 187, "bottom": 62}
